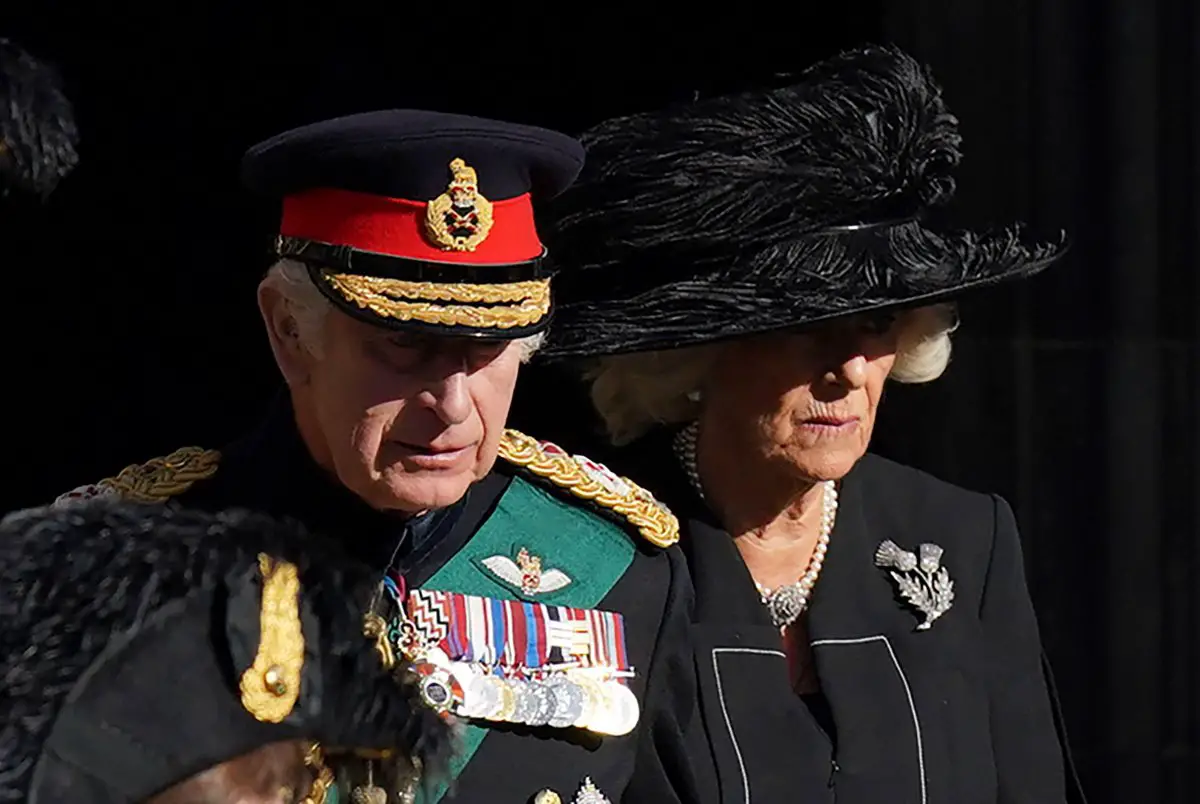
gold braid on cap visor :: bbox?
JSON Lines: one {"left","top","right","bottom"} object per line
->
{"left": 320, "top": 272, "right": 550, "bottom": 329}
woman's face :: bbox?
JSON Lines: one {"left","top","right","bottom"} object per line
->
{"left": 704, "top": 312, "right": 901, "bottom": 483}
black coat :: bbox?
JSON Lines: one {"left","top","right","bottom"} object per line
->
{"left": 615, "top": 431, "right": 1087, "bottom": 804}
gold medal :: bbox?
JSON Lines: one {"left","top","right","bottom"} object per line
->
{"left": 582, "top": 681, "right": 621, "bottom": 735}
{"left": 493, "top": 676, "right": 518, "bottom": 721}
{"left": 570, "top": 673, "right": 605, "bottom": 731}
{"left": 582, "top": 679, "right": 639, "bottom": 736}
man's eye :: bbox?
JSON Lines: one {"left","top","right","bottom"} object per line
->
{"left": 386, "top": 336, "right": 428, "bottom": 351}
{"left": 464, "top": 342, "right": 507, "bottom": 366}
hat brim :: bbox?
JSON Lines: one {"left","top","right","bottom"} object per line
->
{"left": 538, "top": 222, "right": 1067, "bottom": 359}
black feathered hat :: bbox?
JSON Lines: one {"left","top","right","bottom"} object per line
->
{"left": 0, "top": 500, "right": 451, "bottom": 803}
{"left": 538, "top": 44, "right": 1066, "bottom": 359}
{"left": 0, "top": 38, "right": 79, "bottom": 199}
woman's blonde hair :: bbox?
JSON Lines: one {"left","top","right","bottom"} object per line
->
{"left": 587, "top": 303, "right": 958, "bottom": 446}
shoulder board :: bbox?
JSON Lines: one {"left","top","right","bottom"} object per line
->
{"left": 498, "top": 429, "right": 679, "bottom": 548}
{"left": 53, "top": 446, "right": 222, "bottom": 507}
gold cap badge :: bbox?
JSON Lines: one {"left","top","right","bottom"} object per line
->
{"left": 424, "top": 158, "right": 494, "bottom": 251}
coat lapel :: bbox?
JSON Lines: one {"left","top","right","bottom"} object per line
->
{"left": 685, "top": 517, "right": 835, "bottom": 804}
{"left": 807, "top": 464, "right": 928, "bottom": 804}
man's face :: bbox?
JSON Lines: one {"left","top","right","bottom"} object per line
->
{"left": 296, "top": 311, "right": 522, "bottom": 513}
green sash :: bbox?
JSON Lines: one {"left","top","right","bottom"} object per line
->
{"left": 414, "top": 475, "right": 636, "bottom": 803}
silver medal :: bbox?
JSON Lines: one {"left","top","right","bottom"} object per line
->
{"left": 508, "top": 678, "right": 537, "bottom": 723}
{"left": 544, "top": 674, "right": 586, "bottom": 728}
{"left": 523, "top": 681, "right": 556, "bottom": 727}
{"left": 606, "top": 682, "right": 640, "bottom": 736}
{"left": 452, "top": 664, "right": 491, "bottom": 718}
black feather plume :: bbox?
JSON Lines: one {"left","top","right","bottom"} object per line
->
{"left": 0, "top": 500, "right": 451, "bottom": 801}
{"left": 0, "top": 39, "right": 79, "bottom": 199}
{"left": 539, "top": 44, "right": 1065, "bottom": 358}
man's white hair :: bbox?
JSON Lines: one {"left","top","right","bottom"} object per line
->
{"left": 587, "top": 303, "right": 960, "bottom": 446}
{"left": 260, "top": 259, "right": 545, "bottom": 361}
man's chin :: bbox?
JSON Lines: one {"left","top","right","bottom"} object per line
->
{"left": 369, "top": 471, "right": 475, "bottom": 514}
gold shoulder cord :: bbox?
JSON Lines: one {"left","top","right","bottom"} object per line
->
{"left": 95, "top": 446, "right": 222, "bottom": 501}
{"left": 497, "top": 430, "right": 680, "bottom": 548}
{"left": 239, "top": 554, "right": 305, "bottom": 723}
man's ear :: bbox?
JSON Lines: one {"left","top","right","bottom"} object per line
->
{"left": 258, "top": 282, "right": 314, "bottom": 388}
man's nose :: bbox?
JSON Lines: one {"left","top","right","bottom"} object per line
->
{"left": 420, "top": 365, "right": 472, "bottom": 425}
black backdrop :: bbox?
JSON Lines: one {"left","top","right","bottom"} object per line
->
{"left": 4, "top": 3, "right": 1198, "bottom": 802}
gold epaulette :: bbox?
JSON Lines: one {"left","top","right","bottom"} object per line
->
{"left": 53, "top": 446, "right": 222, "bottom": 507}
{"left": 498, "top": 429, "right": 679, "bottom": 548}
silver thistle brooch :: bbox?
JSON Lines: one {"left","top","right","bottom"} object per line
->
{"left": 875, "top": 540, "right": 955, "bottom": 630}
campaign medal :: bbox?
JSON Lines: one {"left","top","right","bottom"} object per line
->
{"left": 521, "top": 679, "right": 557, "bottom": 727}
{"left": 544, "top": 673, "right": 587, "bottom": 728}
{"left": 569, "top": 673, "right": 605, "bottom": 730}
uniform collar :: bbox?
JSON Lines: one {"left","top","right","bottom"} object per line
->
{"left": 226, "top": 391, "right": 475, "bottom": 570}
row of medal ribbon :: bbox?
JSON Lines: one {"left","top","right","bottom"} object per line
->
{"left": 384, "top": 584, "right": 640, "bottom": 736}
{"left": 404, "top": 587, "right": 630, "bottom": 671}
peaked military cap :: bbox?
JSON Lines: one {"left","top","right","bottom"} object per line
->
{"left": 242, "top": 110, "right": 585, "bottom": 338}
{"left": 0, "top": 38, "right": 79, "bottom": 199}
{"left": 0, "top": 500, "right": 451, "bottom": 803}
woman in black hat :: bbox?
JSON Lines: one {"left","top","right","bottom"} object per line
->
{"left": 541, "top": 46, "right": 1084, "bottom": 804}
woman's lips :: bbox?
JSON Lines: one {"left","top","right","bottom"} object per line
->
{"left": 799, "top": 416, "right": 860, "bottom": 433}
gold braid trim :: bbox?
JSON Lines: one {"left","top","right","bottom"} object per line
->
{"left": 321, "top": 273, "right": 550, "bottom": 329}
{"left": 330, "top": 276, "right": 547, "bottom": 304}
{"left": 300, "top": 743, "right": 336, "bottom": 804}
{"left": 89, "top": 446, "right": 221, "bottom": 502}
{"left": 498, "top": 430, "right": 680, "bottom": 548}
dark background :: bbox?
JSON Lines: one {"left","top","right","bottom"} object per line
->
{"left": 4, "top": 2, "right": 1198, "bottom": 801}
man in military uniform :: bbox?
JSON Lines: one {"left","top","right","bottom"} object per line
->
{"left": 54, "top": 111, "right": 690, "bottom": 803}
{"left": 0, "top": 37, "right": 78, "bottom": 199}
{"left": 0, "top": 499, "right": 451, "bottom": 803}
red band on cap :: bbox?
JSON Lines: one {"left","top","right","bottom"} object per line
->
{"left": 280, "top": 188, "right": 543, "bottom": 264}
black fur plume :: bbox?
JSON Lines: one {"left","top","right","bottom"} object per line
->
{"left": 0, "top": 39, "right": 79, "bottom": 199}
{"left": 0, "top": 501, "right": 451, "bottom": 802}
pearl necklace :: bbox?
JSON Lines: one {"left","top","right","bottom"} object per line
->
{"left": 673, "top": 420, "right": 838, "bottom": 629}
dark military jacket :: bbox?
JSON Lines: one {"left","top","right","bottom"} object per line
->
{"left": 55, "top": 396, "right": 693, "bottom": 804}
